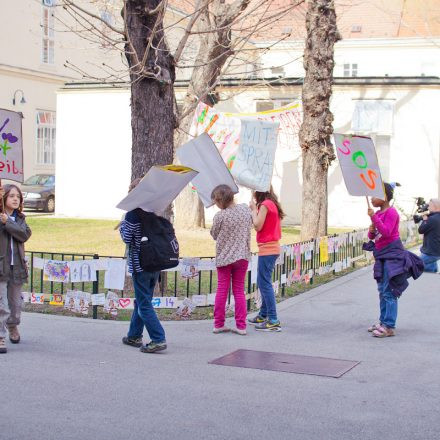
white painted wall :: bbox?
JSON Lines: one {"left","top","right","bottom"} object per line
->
{"left": 56, "top": 90, "right": 131, "bottom": 218}
{"left": 56, "top": 82, "right": 440, "bottom": 228}
{"left": 259, "top": 38, "right": 440, "bottom": 78}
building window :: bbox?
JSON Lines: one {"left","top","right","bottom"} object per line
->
{"left": 36, "top": 111, "right": 56, "bottom": 165}
{"left": 351, "top": 100, "right": 394, "bottom": 135}
{"left": 42, "top": 4, "right": 55, "bottom": 64}
{"left": 343, "top": 63, "right": 358, "bottom": 77}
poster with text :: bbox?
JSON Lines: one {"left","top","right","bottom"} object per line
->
{"left": 190, "top": 101, "right": 303, "bottom": 170}
{"left": 0, "top": 109, "right": 24, "bottom": 182}
{"left": 334, "top": 134, "right": 385, "bottom": 199}
{"left": 232, "top": 119, "right": 279, "bottom": 191}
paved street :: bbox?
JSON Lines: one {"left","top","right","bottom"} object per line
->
{"left": 1, "top": 265, "right": 439, "bottom": 440}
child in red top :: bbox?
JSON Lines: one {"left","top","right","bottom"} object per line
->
{"left": 249, "top": 187, "right": 284, "bottom": 332}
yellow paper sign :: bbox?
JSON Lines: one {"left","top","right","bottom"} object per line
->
{"left": 49, "top": 293, "right": 64, "bottom": 306}
{"left": 159, "top": 165, "right": 194, "bottom": 174}
{"left": 319, "top": 237, "right": 329, "bottom": 263}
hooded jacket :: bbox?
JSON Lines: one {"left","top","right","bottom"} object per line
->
{"left": 363, "top": 239, "right": 424, "bottom": 297}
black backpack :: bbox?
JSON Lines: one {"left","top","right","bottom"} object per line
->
{"left": 134, "top": 209, "right": 179, "bottom": 272}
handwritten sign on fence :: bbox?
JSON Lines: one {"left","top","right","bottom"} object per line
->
{"left": 334, "top": 134, "right": 385, "bottom": 199}
{"left": 0, "top": 109, "right": 24, "bottom": 182}
{"left": 232, "top": 119, "right": 279, "bottom": 191}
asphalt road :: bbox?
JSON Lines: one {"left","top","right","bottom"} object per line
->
{"left": 1, "top": 265, "right": 439, "bottom": 440}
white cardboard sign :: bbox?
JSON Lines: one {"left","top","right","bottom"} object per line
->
{"left": 176, "top": 133, "right": 238, "bottom": 208}
{"left": 231, "top": 119, "right": 279, "bottom": 191}
{"left": 334, "top": 134, "right": 385, "bottom": 199}
{"left": 116, "top": 165, "right": 198, "bottom": 214}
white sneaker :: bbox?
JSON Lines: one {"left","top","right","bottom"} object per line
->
{"left": 230, "top": 328, "right": 247, "bottom": 335}
{"left": 212, "top": 326, "right": 230, "bottom": 334}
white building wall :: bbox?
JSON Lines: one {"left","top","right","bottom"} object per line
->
{"left": 56, "top": 90, "right": 132, "bottom": 218}
{"left": 259, "top": 38, "right": 440, "bottom": 78}
{"left": 56, "top": 82, "right": 440, "bottom": 228}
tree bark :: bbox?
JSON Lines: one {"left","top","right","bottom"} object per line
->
{"left": 299, "top": 0, "right": 340, "bottom": 240}
{"left": 174, "top": 0, "right": 250, "bottom": 230}
{"left": 124, "top": 0, "right": 176, "bottom": 182}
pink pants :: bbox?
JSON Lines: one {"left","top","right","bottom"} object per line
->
{"left": 214, "top": 259, "right": 248, "bottom": 330}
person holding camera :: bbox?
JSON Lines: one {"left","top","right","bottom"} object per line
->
{"left": 418, "top": 198, "right": 440, "bottom": 273}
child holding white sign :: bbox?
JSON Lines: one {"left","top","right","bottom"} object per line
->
{"left": 0, "top": 185, "right": 32, "bottom": 353}
{"left": 210, "top": 185, "right": 252, "bottom": 335}
{"left": 365, "top": 182, "right": 423, "bottom": 338}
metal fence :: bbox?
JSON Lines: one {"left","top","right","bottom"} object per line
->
{"left": 24, "top": 220, "right": 421, "bottom": 318}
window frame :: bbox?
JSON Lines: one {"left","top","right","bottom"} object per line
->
{"left": 343, "top": 63, "right": 358, "bottom": 77}
{"left": 36, "top": 110, "right": 56, "bottom": 166}
{"left": 41, "top": 5, "right": 55, "bottom": 65}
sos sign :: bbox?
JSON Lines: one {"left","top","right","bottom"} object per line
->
{"left": 334, "top": 134, "right": 385, "bottom": 199}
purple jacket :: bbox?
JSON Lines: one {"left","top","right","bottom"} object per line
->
{"left": 363, "top": 239, "right": 424, "bottom": 297}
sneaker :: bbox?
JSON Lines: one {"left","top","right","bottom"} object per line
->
{"left": 248, "top": 315, "right": 267, "bottom": 325}
{"left": 212, "top": 326, "right": 230, "bottom": 334}
{"left": 140, "top": 341, "right": 167, "bottom": 353}
{"left": 8, "top": 326, "right": 20, "bottom": 344}
{"left": 255, "top": 320, "right": 282, "bottom": 332}
{"left": 122, "top": 336, "right": 143, "bottom": 348}
{"left": 0, "top": 338, "right": 6, "bottom": 354}
{"left": 230, "top": 328, "right": 247, "bottom": 335}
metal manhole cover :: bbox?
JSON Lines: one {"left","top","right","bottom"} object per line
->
{"left": 209, "top": 349, "right": 360, "bottom": 378}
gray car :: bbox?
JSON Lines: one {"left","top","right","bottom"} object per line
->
{"left": 21, "top": 174, "right": 55, "bottom": 212}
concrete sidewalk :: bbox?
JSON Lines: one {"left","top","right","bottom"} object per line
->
{"left": 1, "top": 265, "right": 439, "bottom": 440}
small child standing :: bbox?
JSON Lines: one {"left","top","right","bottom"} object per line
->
{"left": 120, "top": 178, "right": 167, "bottom": 353}
{"left": 365, "top": 182, "right": 423, "bottom": 338}
{"left": 210, "top": 185, "right": 252, "bottom": 335}
{"left": 249, "top": 187, "right": 284, "bottom": 332}
{"left": 0, "top": 184, "right": 32, "bottom": 353}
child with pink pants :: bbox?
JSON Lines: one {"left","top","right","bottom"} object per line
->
{"left": 210, "top": 185, "right": 252, "bottom": 335}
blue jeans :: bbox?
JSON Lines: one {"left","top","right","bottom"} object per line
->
{"left": 420, "top": 252, "right": 440, "bottom": 273}
{"left": 377, "top": 264, "right": 398, "bottom": 328}
{"left": 128, "top": 271, "right": 166, "bottom": 343}
{"left": 257, "top": 254, "right": 278, "bottom": 322}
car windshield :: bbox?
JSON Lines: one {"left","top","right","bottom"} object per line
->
{"left": 24, "top": 175, "right": 54, "bottom": 186}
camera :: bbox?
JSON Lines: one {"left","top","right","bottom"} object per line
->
{"left": 413, "top": 197, "right": 429, "bottom": 223}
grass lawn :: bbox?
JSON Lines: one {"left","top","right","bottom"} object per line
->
{"left": 25, "top": 217, "right": 351, "bottom": 257}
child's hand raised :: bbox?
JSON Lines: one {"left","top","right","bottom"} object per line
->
{"left": 368, "top": 208, "right": 374, "bottom": 217}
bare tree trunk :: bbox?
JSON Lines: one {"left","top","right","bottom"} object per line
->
{"left": 174, "top": 0, "right": 250, "bottom": 230}
{"left": 299, "top": 0, "right": 340, "bottom": 240}
{"left": 125, "top": 0, "right": 175, "bottom": 181}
